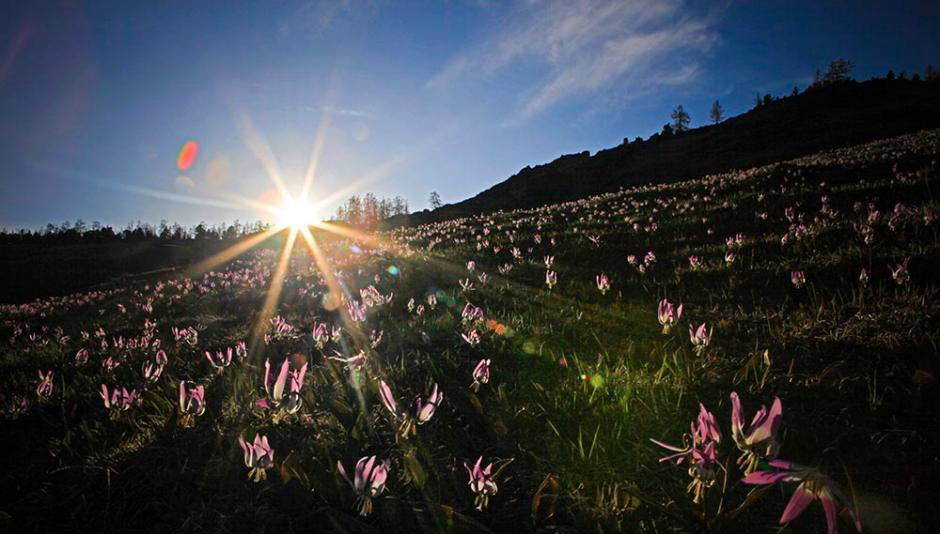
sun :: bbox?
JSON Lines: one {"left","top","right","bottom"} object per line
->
{"left": 276, "top": 199, "right": 319, "bottom": 229}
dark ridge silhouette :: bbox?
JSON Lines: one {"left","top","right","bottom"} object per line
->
{"left": 390, "top": 77, "right": 940, "bottom": 227}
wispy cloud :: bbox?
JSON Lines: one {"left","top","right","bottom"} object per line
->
{"left": 430, "top": 0, "right": 721, "bottom": 118}
{"left": 279, "top": 0, "right": 385, "bottom": 37}
{"left": 303, "top": 104, "right": 373, "bottom": 119}
{"left": 175, "top": 175, "right": 196, "bottom": 189}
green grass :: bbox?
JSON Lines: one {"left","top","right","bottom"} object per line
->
{"left": 1, "top": 130, "right": 939, "bottom": 533}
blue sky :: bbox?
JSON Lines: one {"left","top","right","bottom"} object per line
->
{"left": 1, "top": 0, "right": 938, "bottom": 230}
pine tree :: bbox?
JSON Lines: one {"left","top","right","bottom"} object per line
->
{"left": 670, "top": 105, "right": 690, "bottom": 132}
{"left": 709, "top": 100, "right": 723, "bottom": 124}
{"left": 429, "top": 191, "right": 442, "bottom": 209}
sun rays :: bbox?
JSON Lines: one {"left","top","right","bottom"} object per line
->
{"left": 178, "top": 108, "right": 405, "bottom": 362}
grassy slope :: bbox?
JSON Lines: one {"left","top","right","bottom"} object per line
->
{"left": 1, "top": 130, "right": 939, "bottom": 533}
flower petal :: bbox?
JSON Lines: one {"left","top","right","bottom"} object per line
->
{"left": 780, "top": 483, "right": 815, "bottom": 524}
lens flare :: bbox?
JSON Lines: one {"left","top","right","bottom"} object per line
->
{"left": 177, "top": 140, "right": 199, "bottom": 171}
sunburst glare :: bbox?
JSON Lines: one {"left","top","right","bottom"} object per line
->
{"left": 275, "top": 198, "right": 320, "bottom": 229}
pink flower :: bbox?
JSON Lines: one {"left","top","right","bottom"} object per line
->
{"left": 378, "top": 380, "right": 442, "bottom": 437}
{"left": 465, "top": 456, "right": 498, "bottom": 510}
{"left": 337, "top": 456, "right": 390, "bottom": 516}
{"left": 650, "top": 403, "right": 721, "bottom": 503}
{"left": 35, "top": 370, "right": 54, "bottom": 400}
{"left": 461, "top": 329, "right": 481, "bottom": 347}
{"left": 791, "top": 271, "right": 806, "bottom": 288}
{"left": 858, "top": 267, "right": 869, "bottom": 286}
{"left": 889, "top": 257, "right": 910, "bottom": 285}
{"left": 657, "top": 299, "right": 683, "bottom": 334}
{"left": 596, "top": 273, "right": 610, "bottom": 295}
{"left": 743, "top": 460, "right": 861, "bottom": 534}
{"left": 688, "top": 323, "right": 713, "bottom": 355}
{"left": 329, "top": 350, "right": 366, "bottom": 372}
{"left": 545, "top": 270, "right": 557, "bottom": 289}
{"left": 178, "top": 381, "right": 206, "bottom": 418}
{"left": 238, "top": 433, "right": 274, "bottom": 482}
{"left": 730, "top": 392, "right": 783, "bottom": 473}
{"left": 470, "top": 358, "right": 491, "bottom": 392}
{"left": 414, "top": 383, "right": 443, "bottom": 425}
{"left": 100, "top": 384, "right": 137, "bottom": 412}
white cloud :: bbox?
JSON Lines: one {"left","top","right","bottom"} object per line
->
{"left": 303, "top": 105, "right": 373, "bottom": 119}
{"left": 176, "top": 175, "right": 196, "bottom": 189}
{"left": 430, "top": 0, "right": 720, "bottom": 118}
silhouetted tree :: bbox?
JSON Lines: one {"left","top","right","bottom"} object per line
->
{"left": 822, "top": 59, "right": 854, "bottom": 84}
{"left": 670, "top": 105, "right": 690, "bottom": 132}
{"left": 926, "top": 65, "right": 939, "bottom": 82}
{"left": 886, "top": 69, "right": 896, "bottom": 80}
{"left": 429, "top": 191, "right": 442, "bottom": 209}
{"left": 393, "top": 196, "right": 408, "bottom": 215}
{"left": 362, "top": 193, "right": 381, "bottom": 229}
{"left": 332, "top": 193, "right": 410, "bottom": 225}
{"left": 660, "top": 123, "right": 674, "bottom": 137}
{"left": 791, "top": 86, "right": 799, "bottom": 97}
{"left": 345, "top": 195, "right": 363, "bottom": 226}
{"left": 709, "top": 100, "right": 723, "bottom": 124}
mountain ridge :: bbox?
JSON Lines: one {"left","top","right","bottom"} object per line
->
{"left": 390, "top": 77, "right": 940, "bottom": 227}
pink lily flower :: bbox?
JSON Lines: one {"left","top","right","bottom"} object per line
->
{"left": 337, "top": 455, "right": 390, "bottom": 516}
{"left": 596, "top": 273, "right": 610, "bottom": 295}
{"left": 205, "top": 348, "right": 233, "bottom": 372}
{"left": 461, "top": 329, "right": 481, "bottom": 347}
{"left": 657, "top": 299, "right": 683, "bottom": 334}
{"left": 179, "top": 381, "right": 206, "bottom": 418}
{"left": 35, "top": 370, "right": 54, "bottom": 400}
{"left": 414, "top": 383, "right": 443, "bottom": 425}
{"left": 650, "top": 403, "right": 721, "bottom": 503}
{"left": 545, "top": 270, "right": 557, "bottom": 290}
{"left": 142, "top": 361, "right": 164, "bottom": 383}
{"left": 238, "top": 434, "right": 275, "bottom": 482}
{"left": 257, "top": 358, "right": 305, "bottom": 414}
{"left": 378, "top": 379, "right": 405, "bottom": 422}
{"left": 100, "top": 384, "right": 137, "bottom": 412}
{"left": 791, "top": 271, "right": 806, "bottom": 288}
{"left": 329, "top": 350, "right": 366, "bottom": 372}
{"left": 688, "top": 323, "right": 713, "bottom": 355}
{"left": 743, "top": 460, "right": 861, "bottom": 534}
{"left": 378, "top": 380, "right": 442, "bottom": 437}
{"left": 465, "top": 456, "right": 498, "bottom": 510}
{"left": 889, "top": 257, "right": 910, "bottom": 285}
{"left": 470, "top": 358, "right": 491, "bottom": 392}
{"left": 730, "top": 392, "right": 783, "bottom": 473}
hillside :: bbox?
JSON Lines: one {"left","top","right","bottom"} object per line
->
{"left": 2, "top": 130, "right": 937, "bottom": 532}
{"left": 394, "top": 77, "right": 940, "bottom": 226}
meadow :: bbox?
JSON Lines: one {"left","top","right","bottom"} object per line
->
{"left": 2, "top": 129, "right": 938, "bottom": 533}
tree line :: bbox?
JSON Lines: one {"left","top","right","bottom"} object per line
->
{"left": 0, "top": 219, "right": 272, "bottom": 245}
{"left": 332, "top": 194, "right": 409, "bottom": 229}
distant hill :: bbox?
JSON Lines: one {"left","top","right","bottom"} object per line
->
{"left": 392, "top": 77, "right": 940, "bottom": 227}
